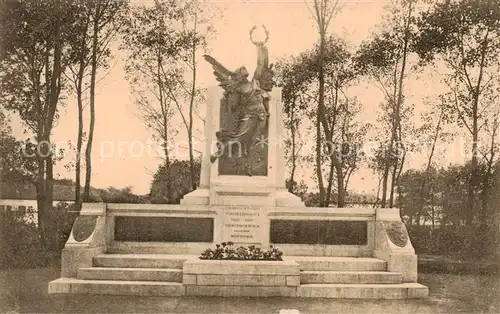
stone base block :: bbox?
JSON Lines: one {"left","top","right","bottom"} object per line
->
{"left": 180, "top": 188, "right": 210, "bottom": 205}
{"left": 77, "top": 267, "right": 183, "bottom": 282}
{"left": 290, "top": 256, "right": 387, "bottom": 271}
{"left": 297, "top": 283, "right": 429, "bottom": 299}
{"left": 286, "top": 275, "right": 300, "bottom": 286}
{"left": 278, "top": 245, "right": 372, "bottom": 257}
{"left": 185, "top": 285, "right": 297, "bottom": 297}
{"left": 301, "top": 271, "right": 402, "bottom": 284}
{"left": 275, "top": 189, "right": 305, "bottom": 207}
{"left": 183, "top": 259, "right": 300, "bottom": 275}
{"left": 183, "top": 259, "right": 300, "bottom": 296}
{"left": 61, "top": 246, "right": 105, "bottom": 278}
{"left": 108, "top": 242, "right": 210, "bottom": 255}
{"left": 93, "top": 254, "right": 192, "bottom": 269}
{"left": 388, "top": 253, "right": 418, "bottom": 282}
{"left": 407, "top": 283, "right": 430, "bottom": 298}
{"left": 48, "top": 278, "right": 184, "bottom": 296}
{"left": 196, "top": 274, "right": 286, "bottom": 286}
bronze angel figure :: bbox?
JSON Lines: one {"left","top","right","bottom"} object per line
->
{"left": 204, "top": 26, "right": 275, "bottom": 176}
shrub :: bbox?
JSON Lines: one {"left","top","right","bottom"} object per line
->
{"left": 0, "top": 202, "right": 78, "bottom": 269}
{"left": 0, "top": 207, "right": 50, "bottom": 268}
{"left": 199, "top": 242, "right": 283, "bottom": 261}
{"left": 407, "top": 224, "right": 499, "bottom": 260}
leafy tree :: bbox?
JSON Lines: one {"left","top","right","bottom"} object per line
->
{"left": 275, "top": 56, "right": 310, "bottom": 194}
{"left": 0, "top": 112, "right": 37, "bottom": 187}
{"left": 150, "top": 159, "right": 201, "bottom": 204}
{"left": 413, "top": 0, "right": 500, "bottom": 225}
{"left": 277, "top": 35, "right": 367, "bottom": 207}
{"left": 400, "top": 162, "right": 499, "bottom": 230}
{"left": 354, "top": 0, "right": 417, "bottom": 208}
{"left": 0, "top": 0, "right": 82, "bottom": 246}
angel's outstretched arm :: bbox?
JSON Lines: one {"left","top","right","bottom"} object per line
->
{"left": 253, "top": 43, "right": 269, "bottom": 83}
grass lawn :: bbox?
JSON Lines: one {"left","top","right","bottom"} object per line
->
{"left": 0, "top": 265, "right": 498, "bottom": 313}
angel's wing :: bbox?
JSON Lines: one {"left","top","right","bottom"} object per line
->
{"left": 203, "top": 55, "right": 238, "bottom": 92}
{"left": 252, "top": 44, "right": 275, "bottom": 92}
{"left": 203, "top": 54, "right": 242, "bottom": 113}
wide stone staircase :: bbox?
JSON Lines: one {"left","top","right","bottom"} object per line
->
{"left": 289, "top": 256, "right": 427, "bottom": 298}
{"left": 50, "top": 254, "right": 190, "bottom": 296}
{"left": 49, "top": 254, "right": 428, "bottom": 298}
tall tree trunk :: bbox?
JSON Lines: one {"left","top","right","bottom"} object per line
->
{"left": 431, "top": 199, "right": 435, "bottom": 231}
{"left": 84, "top": 0, "right": 102, "bottom": 202}
{"left": 336, "top": 163, "right": 345, "bottom": 207}
{"left": 75, "top": 64, "right": 85, "bottom": 205}
{"left": 188, "top": 15, "right": 198, "bottom": 191}
{"left": 315, "top": 114, "right": 324, "bottom": 206}
{"left": 373, "top": 172, "right": 383, "bottom": 208}
{"left": 481, "top": 124, "right": 497, "bottom": 227}
{"left": 325, "top": 85, "right": 341, "bottom": 207}
{"left": 157, "top": 53, "right": 171, "bottom": 201}
{"left": 389, "top": 161, "right": 398, "bottom": 207}
{"left": 36, "top": 44, "right": 50, "bottom": 249}
{"left": 380, "top": 135, "right": 393, "bottom": 208}
{"left": 465, "top": 103, "right": 478, "bottom": 226}
{"left": 383, "top": 1, "right": 413, "bottom": 208}
{"left": 36, "top": 158, "right": 47, "bottom": 248}
{"left": 316, "top": 29, "right": 326, "bottom": 207}
{"left": 419, "top": 108, "right": 444, "bottom": 213}
{"left": 73, "top": 10, "right": 90, "bottom": 206}
{"left": 288, "top": 98, "right": 297, "bottom": 193}
{"left": 465, "top": 31, "right": 488, "bottom": 226}
{"left": 44, "top": 156, "right": 54, "bottom": 249}
{"left": 325, "top": 158, "right": 335, "bottom": 207}
{"left": 42, "top": 13, "right": 63, "bottom": 249}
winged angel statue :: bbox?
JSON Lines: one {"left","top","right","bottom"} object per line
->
{"left": 204, "top": 26, "right": 275, "bottom": 176}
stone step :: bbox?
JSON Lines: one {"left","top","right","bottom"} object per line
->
{"left": 77, "top": 267, "right": 183, "bottom": 282}
{"left": 287, "top": 256, "right": 387, "bottom": 271}
{"left": 93, "top": 254, "right": 194, "bottom": 269}
{"left": 297, "top": 283, "right": 429, "bottom": 299}
{"left": 48, "top": 278, "right": 184, "bottom": 296}
{"left": 301, "top": 271, "right": 402, "bottom": 284}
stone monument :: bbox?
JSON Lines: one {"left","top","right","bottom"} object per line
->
{"left": 181, "top": 25, "right": 304, "bottom": 246}
{"left": 48, "top": 26, "right": 428, "bottom": 299}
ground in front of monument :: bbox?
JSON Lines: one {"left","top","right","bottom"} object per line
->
{"left": 1, "top": 265, "right": 498, "bottom": 313}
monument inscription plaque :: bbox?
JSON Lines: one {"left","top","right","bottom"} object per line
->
{"left": 222, "top": 205, "right": 264, "bottom": 244}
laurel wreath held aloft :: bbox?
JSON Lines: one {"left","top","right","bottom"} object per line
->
{"left": 249, "top": 25, "right": 269, "bottom": 45}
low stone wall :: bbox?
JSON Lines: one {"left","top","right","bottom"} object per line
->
{"left": 182, "top": 259, "right": 300, "bottom": 297}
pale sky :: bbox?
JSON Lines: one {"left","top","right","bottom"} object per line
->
{"left": 10, "top": 0, "right": 469, "bottom": 195}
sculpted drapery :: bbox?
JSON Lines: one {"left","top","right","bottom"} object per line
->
{"left": 204, "top": 26, "right": 275, "bottom": 176}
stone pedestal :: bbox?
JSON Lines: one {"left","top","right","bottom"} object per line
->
{"left": 59, "top": 203, "right": 107, "bottom": 278}
{"left": 373, "top": 208, "right": 418, "bottom": 282}
{"left": 183, "top": 259, "right": 300, "bottom": 297}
